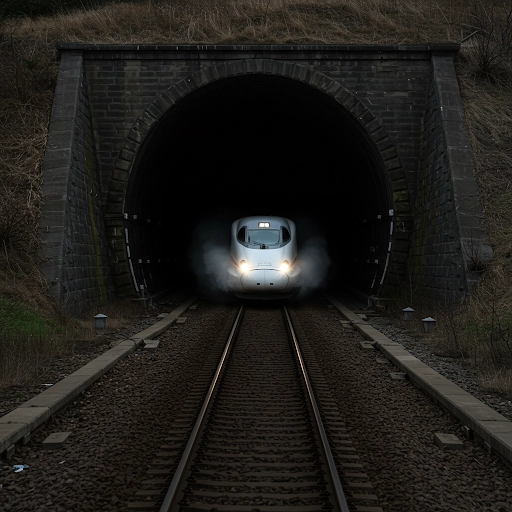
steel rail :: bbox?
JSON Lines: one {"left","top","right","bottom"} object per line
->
{"left": 158, "top": 305, "right": 244, "bottom": 512}
{"left": 283, "top": 305, "right": 351, "bottom": 512}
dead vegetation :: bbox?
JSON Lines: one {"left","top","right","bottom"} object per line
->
{"left": 1, "top": 0, "right": 512, "bottom": 388}
{"left": 0, "top": 295, "right": 147, "bottom": 389}
{"left": 7, "top": 0, "right": 476, "bottom": 45}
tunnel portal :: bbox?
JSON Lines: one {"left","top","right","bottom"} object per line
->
{"left": 40, "top": 44, "right": 491, "bottom": 313}
{"left": 126, "top": 74, "right": 394, "bottom": 297}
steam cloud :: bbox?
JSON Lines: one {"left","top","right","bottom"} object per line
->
{"left": 298, "top": 235, "right": 331, "bottom": 297}
{"left": 189, "top": 218, "right": 232, "bottom": 298}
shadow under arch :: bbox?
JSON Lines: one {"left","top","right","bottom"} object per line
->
{"left": 106, "top": 59, "right": 412, "bottom": 298}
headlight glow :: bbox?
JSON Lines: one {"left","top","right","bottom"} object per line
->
{"left": 240, "top": 260, "right": 249, "bottom": 272}
{"left": 280, "top": 260, "right": 290, "bottom": 272}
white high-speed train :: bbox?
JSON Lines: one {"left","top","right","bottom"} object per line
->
{"left": 227, "top": 216, "right": 301, "bottom": 299}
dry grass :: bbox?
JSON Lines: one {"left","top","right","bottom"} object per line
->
{"left": 1, "top": 0, "right": 512, "bottom": 388}
{"left": 0, "top": 297, "right": 147, "bottom": 388}
{"left": 11, "top": 0, "right": 473, "bottom": 45}
{"left": 0, "top": 21, "right": 57, "bottom": 313}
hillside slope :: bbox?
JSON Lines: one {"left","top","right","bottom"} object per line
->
{"left": 1, "top": 0, "right": 511, "bottom": 387}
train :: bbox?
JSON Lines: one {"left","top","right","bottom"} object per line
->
{"left": 227, "top": 216, "right": 302, "bottom": 299}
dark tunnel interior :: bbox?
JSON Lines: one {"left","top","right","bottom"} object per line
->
{"left": 125, "top": 75, "right": 393, "bottom": 297}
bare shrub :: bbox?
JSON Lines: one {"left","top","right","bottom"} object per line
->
{"left": 467, "top": 1, "right": 512, "bottom": 81}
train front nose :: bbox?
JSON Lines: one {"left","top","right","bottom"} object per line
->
{"left": 241, "top": 270, "right": 289, "bottom": 291}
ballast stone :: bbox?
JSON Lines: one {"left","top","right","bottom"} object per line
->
{"left": 390, "top": 372, "right": 407, "bottom": 380}
{"left": 434, "top": 433, "right": 464, "bottom": 450}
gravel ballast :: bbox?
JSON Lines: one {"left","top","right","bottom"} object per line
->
{"left": 332, "top": 291, "right": 512, "bottom": 422}
{"left": 4, "top": 294, "right": 512, "bottom": 511}
{"left": 0, "top": 291, "right": 190, "bottom": 418}
{"left": 368, "top": 315, "right": 512, "bottom": 422}
{"left": 293, "top": 298, "right": 512, "bottom": 512}
{"left": 0, "top": 300, "right": 234, "bottom": 512}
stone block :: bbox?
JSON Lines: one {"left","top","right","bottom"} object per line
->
{"left": 434, "top": 433, "right": 464, "bottom": 450}
{"left": 42, "top": 432, "right": 72, "bottom": 450}
{"left": 359, "top": 341, "right": 375, "bottom": 350}
{"left": 143, "top": 340, "right": 160, "bottom": 352}
{"left": 462, "top": 425, "right": 473, "bottom": 440}
{"left": 5, "top": 444, "right": 15, "bottom": 459}
{"left": 390, "top": 372, "right": 407, "bottom": 380}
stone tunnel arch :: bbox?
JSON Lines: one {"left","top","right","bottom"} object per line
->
{"left": 106, "top": 59, "right": 412, "bottom": 298}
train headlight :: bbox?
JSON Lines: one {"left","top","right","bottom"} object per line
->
{"left": 240, "top": 260, "right": 249, "bottom": 272}
{"left": 280, "top": 260, "right": 290, "bottom": 272}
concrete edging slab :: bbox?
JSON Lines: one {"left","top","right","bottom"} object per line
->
{"left": 325, "top": 294, "right": 512, "bottom": 464}
{"left": 0, "top": 295, "right": 199, "bottom": 457}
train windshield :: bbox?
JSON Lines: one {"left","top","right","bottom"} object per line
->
{"left": 247, "top": 229, "right": 280, "bottom": 246}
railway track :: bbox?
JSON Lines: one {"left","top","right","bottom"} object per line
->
{"left": 129, "top": 305, "right": 382, "bottom": 512}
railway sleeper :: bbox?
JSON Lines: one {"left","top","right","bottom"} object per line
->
{"left": 208, "top": 418, "right": 310, "bottom": 425}
{"left": 180, "top": 504, "right": 335, "bottom": 512}
{"left": 197, "top": 461, "right": 323, "bottom": 469}
{"left": 212, "top": 405, "right": 307, "bottom": 411}
{"left": 345, "top": 492, "right": 380, "bottom": 501}
{"left": 202, "top": 437, "right": 316, "bottom": 445}
{"left": 206, "top": 423, "right": 313, "bottom": 431}
{"left": 191, "top": 470, "right": 324, "bottom": 478}
{"left": 142, "top": 478, "right": 171, "bottom": 486}
{"left": 151, "top": 459, "right": 181, "bottom": 467}
{"left": 202, "top": 444, "right": 318, "bottom": 452}
{"left": 155, "top": 451, "right": 183, "bottom": 457}
{"left": 203, "top": 429, "right": 315, "bottom": 443}
{"left": 184, "top": 491, "right": 330, "bottom": 500}
{"left": 189, "top": 481, "right": 325, "bottom": 490}
{"left": 127, "top": 502, "right": 159, "bottom": 511}
{"left": 147, "top": 468, "right": 176, "bottom": 476}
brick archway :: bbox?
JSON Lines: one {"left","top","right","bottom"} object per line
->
{"left": 106, "top": 59, "right": 412, "bottom": 296}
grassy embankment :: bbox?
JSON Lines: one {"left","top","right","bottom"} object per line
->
{"left": 0, "top": 0, "right": 511, "bottom": 389}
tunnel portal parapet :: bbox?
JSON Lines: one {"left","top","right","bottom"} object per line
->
{"left": 40, "top": 44, "right": 491, "bottom": 312}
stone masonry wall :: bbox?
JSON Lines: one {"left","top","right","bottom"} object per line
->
{"left": 40, "top": 44, "right": 490, "bottom": 307}
{"left": 408, "top": 56, "right": 492, "bottom": 301}
{"left": 79, "top": 46, "right": 438, "bottom": 204}
{"left": 40, "top": 52, "right": 115, "bottom": 314}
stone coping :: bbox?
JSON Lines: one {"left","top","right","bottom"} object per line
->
{"left": 325, "top": 294, "right": 512, "bottom": 465}
{"left": 56, "top": 42, "right": 460, "bottom": 53}
{"left": 0, "top": 295, "right": 199, "bottom": 456}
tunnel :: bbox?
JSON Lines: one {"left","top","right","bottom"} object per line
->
{"left": 123, "top": 74, "right": 395, "bottom": 298}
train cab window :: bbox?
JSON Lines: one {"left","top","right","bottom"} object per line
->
{"left": 248, "top": 229, "right": 280, "bottom": 246}
{"left": 282, "top": 227, "right": 291, "bottom": 243}
{"left": 237, "top": 227, "right": 246, "bottom": 243}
